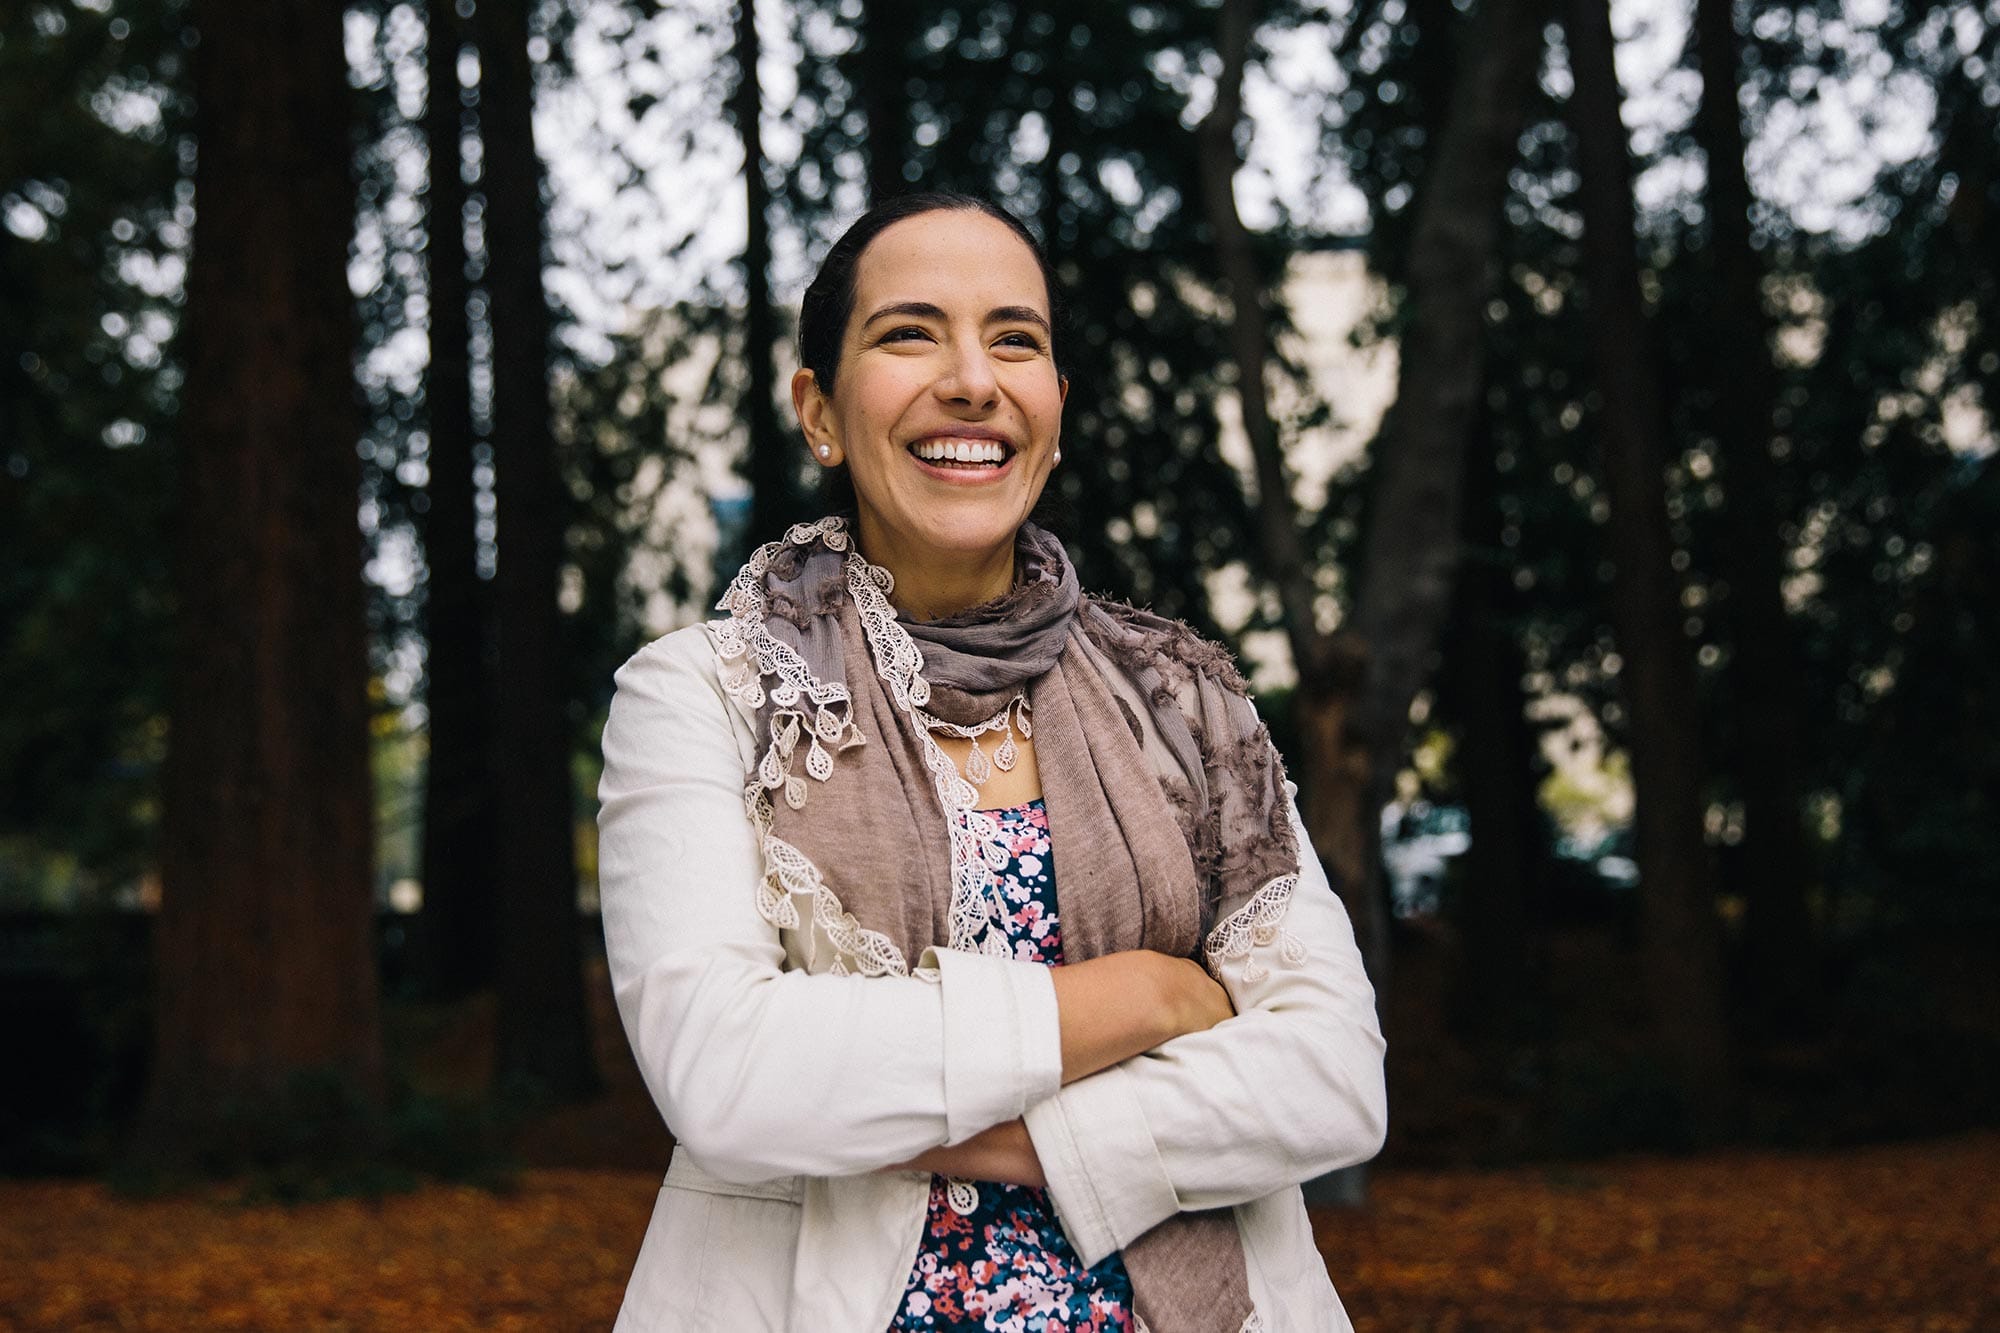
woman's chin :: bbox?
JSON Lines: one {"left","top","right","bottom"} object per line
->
{"left": 863, "top": 494, "right": 1039, "bottom": 562}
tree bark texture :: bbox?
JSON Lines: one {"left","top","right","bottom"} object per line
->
{"left": 1441, "top": 409, "right": 1548, "bottom": 1039}
{"left": 1193, "top": 0, "right": 1369, "bottom": 980}
{"left": 854, "top": 0, "right": 909, "bottom": 204}
{"left": 1345, "top": 0, "right": 1554, "bottom": 984}
{"left": 1196, "top": 0, "right": 1549, "bottom": 979}
{"left": 146, "top": 0, "right": 383, "bottom": 1140}
{"left": 476, "top": 0, "right": 600, "bottom": 1100}
{"left": 1563, "top": 0, "right": 1731, "bottom": 1100}
{"left": 1195, "top": 0, "right": 1547, "bottom": 1200}
{"left": 735, "top": 0, "right": 799, "bottom": 545}
{"left": 416, "top": 0, "right": 500, "bottom": 999}
{"left": 1690, "top": 0, "right": 1815, "bottom": 1018}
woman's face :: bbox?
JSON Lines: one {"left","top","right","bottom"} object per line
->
{"left": 794, "top": 209, "right": 1066, "bottom": 573}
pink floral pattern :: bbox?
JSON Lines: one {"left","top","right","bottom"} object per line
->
{"left": 889, "top": 800, "right": 1135, "bottom": 1332}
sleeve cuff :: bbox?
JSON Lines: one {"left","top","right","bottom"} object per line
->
{"left": 1023, "top": 1062, "right": 1180, "bottom": 1267}
{"left": 923, "top": 946, "right": 1063, "bottom": 1144}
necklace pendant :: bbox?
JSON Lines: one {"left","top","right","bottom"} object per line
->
{"left": 993, "top": 730, "right": 1018, "bottom": 772}
{"left": 964, "top": 737, "right": 993, "bottom": 785}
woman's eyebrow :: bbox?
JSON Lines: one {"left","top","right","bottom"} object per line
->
{"left": 861, "top": 301, "right": 948, "bottom": 328}
{"left": 860, "top": 301, "right": 1052, "bottom": 336}
{"left": 988, "top": 305, "right": 1052, "bottom": 335}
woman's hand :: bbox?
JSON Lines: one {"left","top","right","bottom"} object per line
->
{"left": 1048, "top": 950, "right": 1236, "bottom": 1085}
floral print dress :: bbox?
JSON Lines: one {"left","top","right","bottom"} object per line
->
{"left": 888, "top": 799, "right": 1137, "bottom": 1333}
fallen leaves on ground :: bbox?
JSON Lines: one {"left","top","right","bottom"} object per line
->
{"left": 3, "top": 1132, "right": 1994, "bottom": 1330}
{"left": 1328, "top": 1131, "right": 2000, "bottom": 1331}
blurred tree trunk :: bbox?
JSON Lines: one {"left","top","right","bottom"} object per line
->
{"left": 477, "top": 0, "right": 599, "bottom": 1101}
{"left": 1342, "top": 0, "right": 1553, "bottom": 983}
{"left": 853, "top": 0, "right": 907, "bottom": 203}
{"left": 416, "top": 0, "right": 499, "bottom": 999}
{"left": 1443, "top": 409, "right": 1547, "bottom": 1039}
{"left": 1196, "top": 0, "right": 1548, "bottom": 1201}
{"left": 144, "top": 0, "right": 383, "bottom": 1147}
{"left": 1197, "top": 0, "right": 1549, "bottom": 970}
{"left": 1563, "top": 0, "right": 1730, "bottom": 1103}
{"left": 734, "top": 0, "right": 797, "bottom": 543}
{"left": 1690, "top": 0, "right": 1815, "bottom": 1022}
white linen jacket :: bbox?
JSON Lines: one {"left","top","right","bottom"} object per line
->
{"left": 596, "top": 623, "right": 1389, "bottom": 1332}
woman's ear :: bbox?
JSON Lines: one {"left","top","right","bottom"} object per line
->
{"left": 1058, "top": 374, "right": 1070, "bottom": 407}
{"left": 792, "top": 367, "right": 843, "bottom": 466}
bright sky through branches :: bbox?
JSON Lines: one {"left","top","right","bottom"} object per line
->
{"left": 524, "top": 0, "right": 1942, "bottom": 345}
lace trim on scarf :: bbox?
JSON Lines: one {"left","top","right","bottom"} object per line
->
{"left": 716, "top": 517, "right": 1302, "bottom": 985}
{"left": 709, "top": 515, "right": 1016, "bottom": 972}
{"left": 742, "top": 784, "right": 909, "bottom": 977}
{"left": 839, "top": 542, "right": 1017, "bottom": 956}
{"left": 711, "top": 516, "right": 868, "bottom": 812}
{"left": 710, "top": 518, "right": 910, "bottom": 977}
{"left": 1203, "top": 872, "right": 1306, "bottom": 984}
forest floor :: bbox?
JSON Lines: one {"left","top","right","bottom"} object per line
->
{"left": 9, "top": 951, "right": 1998, "bottom": 1330}
{"left": 0, "top": 1128, "right": 1993, "bottom": 1331}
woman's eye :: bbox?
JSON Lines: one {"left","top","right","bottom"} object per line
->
{"left": 881, "top": 326, "right": 930, "bottom": 343}
{"left": 996, "top": 331, "right": 1044, "bottom": 351}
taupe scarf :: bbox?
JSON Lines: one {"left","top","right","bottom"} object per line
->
{"left": 710, "top": 516, "right": 1304, "bottom": 1333}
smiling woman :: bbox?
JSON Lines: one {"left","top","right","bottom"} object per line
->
{"left": 793, "top": 200, "right": 1070, "bottom": 619}
{"left": 595, "top": 193, "right": 1387, "bottom": 1332}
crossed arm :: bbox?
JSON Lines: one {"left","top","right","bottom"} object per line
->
{"left": 597, "top": 626, "right": 1386, "bottom": 1253}
{"left": 889, "top": 950, "right": 1238, "bottom": 1186}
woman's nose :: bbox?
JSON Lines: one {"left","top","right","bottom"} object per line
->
{"left": 934, "top": 340, "right": 999, "bottom": 408}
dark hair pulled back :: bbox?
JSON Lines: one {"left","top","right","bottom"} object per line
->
{"left": 797, "top": 191, "right": 1068, "bottom": 395}
{"left": 798, "top": 192, "right": 1074, "bottom": 532}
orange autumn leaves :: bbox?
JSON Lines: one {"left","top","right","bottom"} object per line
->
{"left": 2, "top": 1132, "right": 1995, "bottom": 1330}
{"left": 1328, "top": 1132, "right": 2000, "bottom": 1331}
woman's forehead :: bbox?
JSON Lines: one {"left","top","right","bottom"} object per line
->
{"left": 850, "top": 210, "right": 1050, "bottom": 317}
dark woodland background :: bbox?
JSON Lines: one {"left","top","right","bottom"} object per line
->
{"left": 3, "top": 0, "right": 1997, "bottom": 1207}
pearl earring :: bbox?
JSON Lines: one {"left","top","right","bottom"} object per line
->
{"left": 817, "top": 444, "right": 831, "bottom": 459}
{"left": 1053, "top": 449, "right": 1062, "bottom": 464}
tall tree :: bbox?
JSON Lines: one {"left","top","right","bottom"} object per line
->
{"left": 1, "top": 0, "right": 181, "bottom": 889}
{"left": 1688, "top": 0, "right": 1814, "bottom": 1020}
{"left": 1440, "top": 403, "right": 1549, "bottom": 1038}
{"left": 1196, "top": 0, "right": 1549, "bottom": 1198}
{"left": 1195, "top": 0, "right": 1552, "bottom": 1002}
{"left": 850, "top": 0, "right": 910, "bottom": 204}
{"left": 144, "top": 0, "right": 383, "bottom": 1144}
{"left": 415, "top": 0, "right": 500, "bottom": 998}
{"left": 1342, "top": 0, "right": 1555, "bottom": 986}
{"left": 476, "top": 0, "right": 599, "bottom": 1100}
{"left": 1562, "top": 0, "right": 1729, "bottom": 1102}
{"left": 733, "top": 0, "right": 799, "bottom": 544}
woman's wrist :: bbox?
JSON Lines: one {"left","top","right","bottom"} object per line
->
{"left": 1046, "top": 950, "right": 1234, "bottom": 1085}
{"left": 1156, "top": 953, "right": 1235, "bottom": 1040}
{"left": 886, "top": 1118, "right": 1046, "bottom": 1188}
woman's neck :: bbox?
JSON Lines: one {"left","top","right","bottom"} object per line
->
{"left": 855, "top": 522, "right": 1016, "bottom": 622}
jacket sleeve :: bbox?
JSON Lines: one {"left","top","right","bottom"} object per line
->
{"left": 596, "top": 625, "right": 1064, "bottom": 1184}
{"left": 1023, "top": 796, "right": 1388, "bottom": 1265}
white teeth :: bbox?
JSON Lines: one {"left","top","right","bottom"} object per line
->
{"left": 911, "top": 438, "right": 1007, "bottom": 465}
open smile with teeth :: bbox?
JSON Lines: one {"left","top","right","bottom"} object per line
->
{"left": 909, "top": 437, "right": 1013, "bottom": 469}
